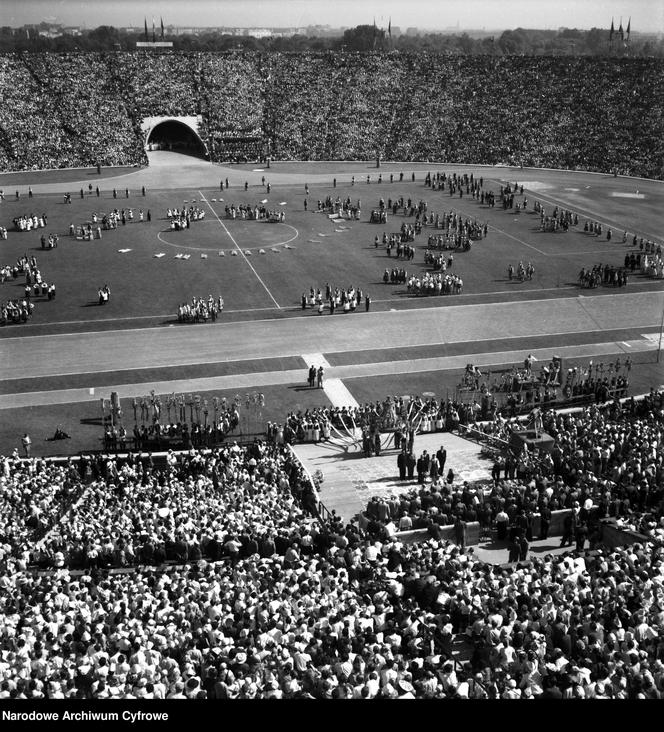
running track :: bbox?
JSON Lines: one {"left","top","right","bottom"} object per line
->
{"left": 1, "top": 290, "right": 662, "bottom": 409}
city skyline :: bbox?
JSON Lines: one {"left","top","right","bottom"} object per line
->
{"left": 2, "top": 0, "right": 662, "bottom": 32}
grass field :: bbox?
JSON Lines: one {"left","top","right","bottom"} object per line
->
{"left": 1, "top": 171, "right": 661, "bottom": 337}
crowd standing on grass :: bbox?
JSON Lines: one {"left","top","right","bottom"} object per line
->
{"left": 167, "top": 205, "right": 205, "bottom": 230}
{"left": 0, "top": 54, "right": 663, "bottom": 177}
{"left": 300, "top": 284, "right": 370, "bottom": 314}
{"left": 0, "top": 254, "right": 55, "bottom": 325}
{"left": 177, "top": 296, "right": 224, "bottom": 324}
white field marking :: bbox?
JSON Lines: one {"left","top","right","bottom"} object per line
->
{"left": 564, "top": 188, "right": 580, "bottom": 192}
{"left": 437, "top": 196, "right": 549, "bottom": 255}
{"left": 485, "top": 223, "right": 551, "bottom": 256}
{"left": 156, "top": 222, "right": 298, "bottom": 252}
{"left": 611, "top": 192, "right": 645, "bottom": 199}
{"left": 198, "top": 191, "right": 281, "bottom": 309}
{"left": 301, "top": 353, "right": 332, "bottom": 369}
{"left": 622, "top": 342, "right": 632, "bottom": 347}
{"left": 322, "top": 378, "right": 360, "bottom": 408}
{"left": 529, "top": 188, "right": 662, "bottom": 243}
{"left": 545, "top": 248, "right": 643, "bottom": 257}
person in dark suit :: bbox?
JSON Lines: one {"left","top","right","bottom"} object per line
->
{"left": 406, "top": 451, "right": 416, "bottom": 480}
{"left": 560, "top": 511, "right": 576, "bottom": 547}
{"left": 575, "top": 522, "right": 588, "bottom": 552}
{"left": 515, "top": 510, "right": 529, "bottom": 536}
{"left": 417, "top": 451, "right": 430, "bottom": 484}
{"left": 436, "top": 446, "right": 447, "bottom": 474}
{"left": 454, "top": 517, "right": 466, "bottom": 549}
{"left": 397, "top": 450, "right": 407, "bottom": 480}
{"left": 539, "top": 504, "right": 552, "bottom": 539}
{"left": 508, "top": 535, "right": 521, "bottom": 562}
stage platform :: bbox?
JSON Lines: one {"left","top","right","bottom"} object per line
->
{"left": 293, "top": 432, "right": 492, "bottom": 523}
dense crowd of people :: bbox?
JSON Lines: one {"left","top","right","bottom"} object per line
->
{"left": 1, "top": 386, "right": 664, "bottom": 699}
{"left": 2, "top": 47, "right": 664, "bottom": 702}
{"left": 1, "top": 53, "right": 662, "bottom": 177}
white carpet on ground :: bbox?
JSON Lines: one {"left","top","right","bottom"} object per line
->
{"left": 300, "top": 353, "right": 332, "bottom": 369}
{"left": 322, "top": 378, "right": 360, "bottom": 409}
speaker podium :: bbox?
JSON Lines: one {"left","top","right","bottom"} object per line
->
{"left": 510, "top": 429, "right": 555, "bottom": 454}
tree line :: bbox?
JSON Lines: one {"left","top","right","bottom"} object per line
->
{"left": 1, "top": 24, "right": 662, "bottom": 57}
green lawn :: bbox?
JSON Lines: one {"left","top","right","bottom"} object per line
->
{"left": 1, "top": 175, "right": 655, "bottom": 339}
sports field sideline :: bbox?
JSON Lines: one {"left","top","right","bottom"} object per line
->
{"left": 1, "top": 152, "right": 662, "bottom": 456}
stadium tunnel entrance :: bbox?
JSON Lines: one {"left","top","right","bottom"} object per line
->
{"left": 144, "top": 117, "right": 208, "bottom": 159}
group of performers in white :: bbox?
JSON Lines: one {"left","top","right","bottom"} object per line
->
{"left": 13, "top": 213, "right": 47, "bottom": 232}
{"left": 177, "top": 295, "right": 224, "bottom": 323}
{"left": 168, "top": 205, "right": 205, "bottom": 230}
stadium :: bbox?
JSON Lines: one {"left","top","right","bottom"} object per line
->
{"left": 1, "top": 11, "right": 664, "bottom": 703}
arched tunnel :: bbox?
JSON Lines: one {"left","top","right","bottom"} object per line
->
{"left": 147, "top": 120, "right": 207, "bottom": 158}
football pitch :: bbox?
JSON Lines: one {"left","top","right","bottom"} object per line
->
{"left": 1, "top": 153, "right": 663, "bottom": 456}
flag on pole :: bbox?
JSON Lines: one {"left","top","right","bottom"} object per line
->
{"left": 609, "top": 18, "right": 614, "bottom": 41}
{"left": 161, "top": 17, "right": 164, "bottom": 39}
{"left": 626, "top": 17, "right": 631, "bottom": 41}
{"left": 144, "top": 17, "right": 148, "bottom": 41}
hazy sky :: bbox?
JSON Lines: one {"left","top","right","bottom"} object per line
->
{"left": 1, "top": 0, "right": 662, "bottom": 32}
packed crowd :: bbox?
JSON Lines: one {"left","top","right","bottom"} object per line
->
{"left": 0, "top": 452, "right": 663, "bottom": 698}
{"left": 0, "top": 381, "right": 662, "bottom": 698}
{"left": 1, "top": 54, "right": 662, "bottom": 178}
